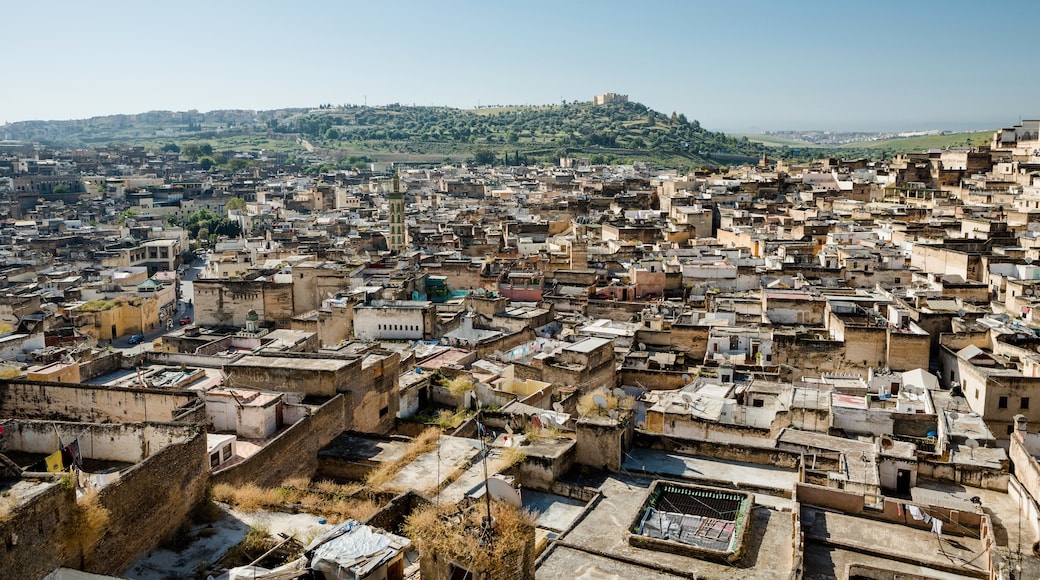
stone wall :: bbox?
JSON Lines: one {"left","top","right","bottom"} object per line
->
{"left": 193, "top": 279, "right": 293, "bottom": 328}
{"left": 77, "top": 352, "right": 123, "bottom": 381}
{"left": 886, "top": 329, "right": 932, "bottom": 371}
{"left": 772, "top": 333, "right": 849, "bottom": 381}
{"left": 354, "top": 352, "right": 400, "bottom": 434}
{"left": 634, "top": 430, "right": 801, "bottom": 469}
{"left": 918, "top": 459, "right": 1009, "bottom": 491}
{"left": 669, "top": 324, "right": 709, "bottom": 359}
{"left": 212, "top": 394, "right": 346, "bottom": 488}
{"left": 0, "top": 481, "right": 75, "bottom": 579}
{"left": 0, "top": 380, "right": 200, "bottom": 424}
{"left": 88, "top": 426, "right": 209, "bottom": 575}
{"left": 586, "top": 299, "right": 645, "bottom": 321}
{"left": 619, "top": 368, "right": 688, "bottom": 391}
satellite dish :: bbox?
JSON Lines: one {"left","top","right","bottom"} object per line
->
{"left": 965, "top": 438, "right": 980, "bottom": 459}
{"left": 505, "top": 424, "right": 513, "bottom": 435}
{"left": 531, "top": 415, "right": 542, "bottom": 428}
{"left": 607, "top": 410, "right": 619, "bottom": 421}
{"left": 682, "top": 374, "right": 691, "bottom": 383}
{"left": 552, "top": 402, "right": 565, "bottom": 413}
{"left": 593, "top": 394, "right": 608, "bottom": 409}
{"left": 681, "top": 393, "right": 694, "bottom": 405}
{"left": 638, "top": 343, "right": 646, "bottom": 351}
{"left": 486, "top": 476, "right": 523, "bottom": 509}
{"left": 613, "top": 388, "right": 627, "bottom": 399}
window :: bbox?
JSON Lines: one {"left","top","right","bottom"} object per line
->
{"left": 999, "top": 396, "right": 1008, "bottom": 409}
{"left": 1022, "top": 397, "right": 1031, "bottom": 410}
{"left": 752, "top": 399, "right": 765, "bottom": 408}
{"left": 379, "top": 406, "right": 389, "bottom": 417}
{"left": 1008, "top": 425, "right": 1016, "bottom": 435}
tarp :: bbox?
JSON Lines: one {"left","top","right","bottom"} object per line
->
{"left": 307, "top": 520, "right": 411, "bottom": 580}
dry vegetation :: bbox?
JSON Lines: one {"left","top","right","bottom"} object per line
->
{"left": 443, "top": 375, "right": 475, "bottom": 396}
{"left": 0, "top": 365, "right": 22, "bottom": 379}
{"left": 404, "top": 500, "right": 535, "bottom": 576}
{"left": 63, "top": 492, "right": 110, "bottom": 562}
{"left": 576, "top": 387, "right": 633, "bottom": 417}
{"left": 210, "top": 477, "right": 378, "bottom": 524}
{"left": 366, "top": 427, "right": 441, "bottom": 490}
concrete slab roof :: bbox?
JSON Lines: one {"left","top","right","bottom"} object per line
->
{"left": 229, "top": 355, "right": 352, "bottom": 372}
{"left": 538, "top": 472, "right": 794, "bottom": 579}
{"left": 564, "top": 336, "right": 612, "bottom": 353}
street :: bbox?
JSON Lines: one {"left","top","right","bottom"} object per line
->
{"left": 108, "top": 256, "right": 203, "bottom": 355}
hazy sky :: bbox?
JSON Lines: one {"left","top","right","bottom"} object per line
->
{"left": 4, "top": 0, "right": 1037, "bottom": 132}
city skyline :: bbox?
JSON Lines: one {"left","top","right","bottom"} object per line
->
{"left": 4, "top": 0, "right": 1037, "bottom": 133}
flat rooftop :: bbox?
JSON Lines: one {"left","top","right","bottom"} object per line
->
{"left": 537, "top": 472, "right": 795, "bottom": 579}
{"left": 229, "top": 355, "right": 353, "bottom": 372}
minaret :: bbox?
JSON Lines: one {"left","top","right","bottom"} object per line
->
{"left": 388, "top": 172, "right": 407, "bottom": 252}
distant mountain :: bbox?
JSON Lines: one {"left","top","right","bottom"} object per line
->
{"left": 0, "top": 101, "right": 768, "bottom": 166}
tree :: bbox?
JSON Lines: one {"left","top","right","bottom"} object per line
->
{"left": 227, "top": 158, "right": 250, "bottom": 171}
{"left": 324, "top": 127, "right": 341, "bottom": 140}
{"left": 199, "top": 143, "right": 213, "bottom": 156}
{"left": 118, "top": 209, "right": 137, "bottom": 226}
{"left": 161, "top": 143, "right": 180, "bottom": 153}
{"left": 226, "top": 197, "right": 247, "bottom": 212}
{"left": 181, "top": 144, "right": 201, "bottom": 161}
{"left": 471, "top": 150, "right": 497, "bottom": 165}
{"left": 198, "top": 156, "right": 216, "bottom": 170}
{"left": 52, "top": 183, "right": 71, "bottom": 194}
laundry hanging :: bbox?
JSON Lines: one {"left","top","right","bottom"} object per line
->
{"left": 44, "top": 450, "right": 64, "bottom": 473}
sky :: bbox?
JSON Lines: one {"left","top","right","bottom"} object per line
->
{"left": 4, "top": 0, "right": 1038, "bottom": 133}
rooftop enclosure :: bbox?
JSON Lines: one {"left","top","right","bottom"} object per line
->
{"left": 629, "top": 480, "right": 753, "bottom": 563}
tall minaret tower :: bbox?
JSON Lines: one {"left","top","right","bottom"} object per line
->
{"left": 388, "top": 172, "right": 407, "bottom": 252}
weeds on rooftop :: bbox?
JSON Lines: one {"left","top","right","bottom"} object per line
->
{"left": 404, "top": 500, "right": 535, "bottom": 577}
{"left": 210, "top": 478, "right": 374, "bottom": 525}
{"left": 366, "top": 427, "right": 441, "bottom": 491}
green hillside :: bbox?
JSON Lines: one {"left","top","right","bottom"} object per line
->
{"left": 272, "top": 101, "right": 768, "bottom": 166}
{"left": 836, "top": 131, "right": 992, "bottom": 152}
{"left": 1, "top": 101, "right": 769, "bottom": 167}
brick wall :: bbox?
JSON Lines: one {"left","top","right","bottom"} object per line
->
{"left": 212, "top": 394, "right": 346, "bottom": 488}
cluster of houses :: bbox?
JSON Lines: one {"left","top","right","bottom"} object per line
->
{"left": 5, "top": 121, "right": 1040, "bottom": 578}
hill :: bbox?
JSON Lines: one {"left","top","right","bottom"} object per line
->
{"left": 740, "top": 130, "right": 993, "bottom": 158}
{"left": 0, "top": 101, "right": 768, "bottom": 167}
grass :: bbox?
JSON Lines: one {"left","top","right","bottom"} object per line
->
{"left": 210, "top": 478, "right": 377, "bottom": 524}
{"left": 365, "top": 428, "right": 441, "bottom": 491}
{"left": 837, "top": 130, "right": 991, "bottom": 151}
{"left": 77, "top": 299, "right": 118, "bottom": 311}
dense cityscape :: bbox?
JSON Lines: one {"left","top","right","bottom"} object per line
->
{"left": 2, "top": 93, "right": 1040, "bottom": 580}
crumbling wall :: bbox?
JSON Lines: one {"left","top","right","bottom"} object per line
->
{"left": 0, "top": 481, "right": 74, "bottom": 579}
{"left": 89, "top": 426, "right": 209, "bottom": 575}
{"left": 0, "top": 380, "right": 199, "bottom": 424}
